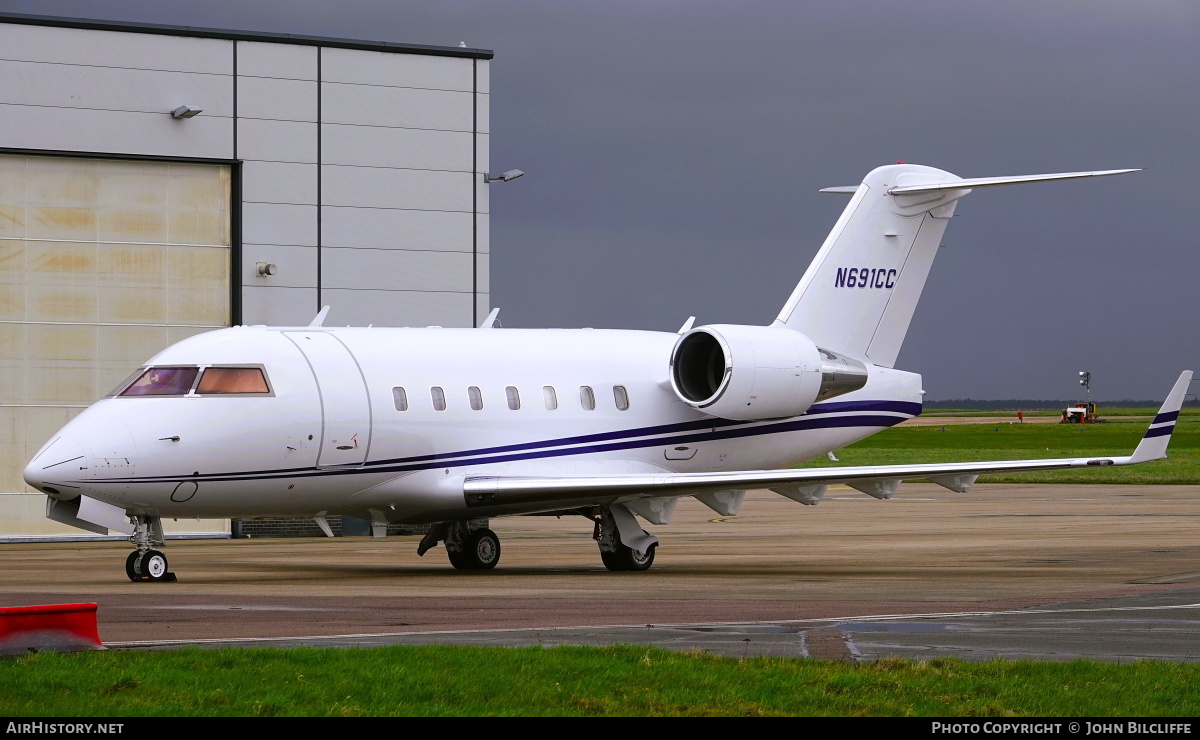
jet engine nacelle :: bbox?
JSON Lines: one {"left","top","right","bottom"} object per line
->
{"left": 669, "top": 324, "right": 868, "bottom": 421}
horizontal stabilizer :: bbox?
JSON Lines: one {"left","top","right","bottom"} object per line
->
{"left": 887, "top": 169, "right": 1139, "bottom": 196}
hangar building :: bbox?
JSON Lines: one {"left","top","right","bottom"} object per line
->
{"left": 0, "top": 14, "right": 493, "bottom": 538}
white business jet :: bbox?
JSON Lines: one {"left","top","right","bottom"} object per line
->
{"left": 23, "top": 163, "right": 1191, "bottom": 582}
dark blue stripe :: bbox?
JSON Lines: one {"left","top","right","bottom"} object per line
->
{"left": 1144, "top": 425, "right": 1175, "bottom": 439}
{"left": 1153, "top": 411, "right": 1180, "bottom": 425}
{"left": 85, "top": 411, "right": 911, "bottom": 486}
{"left": 127, "top": 399, "right": 924, "bottom": 484}
{"left": 359, "top": 399, "right": 923, "bottom": 470}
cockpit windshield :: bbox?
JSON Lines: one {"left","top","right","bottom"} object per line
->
{"left": 197, "top": 367, "right": 269, "bottom": 394}
{"left": 119, "top": 367, "right": 199, "bottom": 396}
{"left": 115, "top": 366, "right": 272, "bottom": 397}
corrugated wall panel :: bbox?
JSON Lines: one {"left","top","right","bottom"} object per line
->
{"left": 0, "top": 59, "right": 234, "bottom": 117}
{"left": 319, "top": 287, "right": 472, "bottom": 327}
{"left": 0, "top": 24, "right": 231, "bottom": 74}
{"left": 321, "top": 48, "right": 473, "bottom": 91}
{"left": 237, "top": 42, "right": 318, "bottom": 81}
{"left": 321, "top": 248, "right": 472, "bottom": 292}
{"left": 242, "top": 161, "right": 318, "bottom": 206}
{"left": 321, "top": 83, "right": 473, "bottom": 131}
{"left": 322, "top": 166, "right": 472, "bottom": 212}
{"left": 321, "top": 125, "right": 472, "bottom": 171}
{"left": 240, "top": 285, "right": 319, "bottom": 326}
{"left": 236, "top": 119, "right": 318, "bottom": 164}
{"left": 0, "top": 104, "right": 233, "bottom": 160}
{"left": 321, "top": 207, "right": 473, "bottom": 252}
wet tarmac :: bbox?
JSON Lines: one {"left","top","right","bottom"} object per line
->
{"left": 2, "top": 484, "right": 1197, "bottom": 662}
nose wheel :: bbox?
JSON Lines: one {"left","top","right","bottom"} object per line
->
{"left": 126, "top": 549, "right": 173, "bottom": 582}
{"left": 125, "top": 515, "right": 176, "bottom": 582}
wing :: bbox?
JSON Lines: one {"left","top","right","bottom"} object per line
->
{"left": 464, "top": 371, "right": 1192, "bottom": 512}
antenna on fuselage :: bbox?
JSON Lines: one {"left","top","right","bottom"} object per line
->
{"left": 478, "top": 307, "right": 501, "bottom": 329}
{"left": 309, "top": 306, "right": 330, "bottom": 327}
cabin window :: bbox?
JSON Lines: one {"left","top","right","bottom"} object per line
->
{"left": 614, "top": 385, "right": 630, "bottom": 411}
{"left": 431, "top": 386, "right": 447, "bottom": 411}
{"left": 542, "top": 386, "right": 558, "bottom": 410}
{"left": 392, "top": 387, "right": 408, "bottom": 411}
{"left": 468, "top": 386, "right": 483, "bottom": 410}
{"left": 197, "top": 367, "right": 270, "bottom": 394}
{"left": 506, "top": 386, "right": 521, "bottom": 410}
{"left": 580, "top": 385, "right": 595, "bottom": 411}
{"left": 119, "top": 366, "right": 199, "bottom": 396}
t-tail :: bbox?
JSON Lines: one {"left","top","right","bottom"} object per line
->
{"left": 773, "top": 164, "right": 1138, "bottom": 367}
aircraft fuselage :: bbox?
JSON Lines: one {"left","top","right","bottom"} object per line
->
{"left": 25, "top": 325, "right": 922, "bottom": 523}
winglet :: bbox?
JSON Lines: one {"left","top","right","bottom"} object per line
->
{"left": 308, "top": 305, "right": 330, "bottom": 327}
{"left": 1129, "top": 371, "right": 1192, "bottom": 463}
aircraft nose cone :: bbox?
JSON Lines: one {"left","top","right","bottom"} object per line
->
{"left": 24, "top": 436, "right": 87, "bottom": 495}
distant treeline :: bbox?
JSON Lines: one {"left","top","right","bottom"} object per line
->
{"left": 923, "top": 398, "right": 1199, "bottom": 410}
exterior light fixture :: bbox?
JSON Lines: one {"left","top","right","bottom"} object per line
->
{"left": 171, "top": 105, "right": 202, "bottom": 119}
{"left": 484, "top": 169, "right": 524, "bottom": 183}
{"left": 256, "top": 262, "right": 278, "bottom": 277}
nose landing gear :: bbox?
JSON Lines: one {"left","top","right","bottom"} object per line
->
{"left": 125, "top": 515, "right": 176, "bottom": 583}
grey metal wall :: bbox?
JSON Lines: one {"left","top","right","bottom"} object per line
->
{"left": 0, "top": 19, "right": 490, "bottom": 329}
{"left": 238, "top": 43, "right": 491, "bottom": 327}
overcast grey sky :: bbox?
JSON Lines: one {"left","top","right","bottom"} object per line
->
{"left": 4, "top": 0, "right": 1197, "bottom": 400}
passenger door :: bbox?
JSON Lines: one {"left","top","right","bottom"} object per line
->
{"left": 284, "top": 332, "right": 371, "bottom": 467}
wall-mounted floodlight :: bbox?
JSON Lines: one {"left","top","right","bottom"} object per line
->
{"left": 256, "top": 262, "right": 277, "bottom": 277}
{"left": 484, "top": 169, "right": 524, "bottom": 183}
{"left": 171, "top": 105, "right": 202, "bottom": 119}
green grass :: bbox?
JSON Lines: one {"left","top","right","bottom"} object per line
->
{"left": 798, "top": 412, "right": 1200, "bottom": 484}
{"left": 3, "top": 646, "right": 1199, "bottom": 716}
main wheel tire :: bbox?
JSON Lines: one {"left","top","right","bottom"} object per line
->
{"left": 617, "top": 542, "right": 656, "bottom": 572}
{"left": 463, "top": 528, "right": 501, "bottom": 570}
{"left": 125, "top": 551, "right": 141, "bottom": 581}
{"left": 600, "top": 548, "right": 625, "bottom": 571}
{"left": 141, "top": 549, "right": 169, "bottom": 581}
{"left": 447, "top": 547, "right": 471, "bottom": 570}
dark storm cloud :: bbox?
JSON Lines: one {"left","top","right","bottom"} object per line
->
{"left": 4, "top": 0, "right": 1196, "bottom": 399}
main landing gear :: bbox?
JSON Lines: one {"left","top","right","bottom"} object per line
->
{"left": 418, "top": 519, "right": 501, "bottom": 570}
{"left": 417, "top": 504, "right": 660, "bottom": 573}
{"left": 594, "top": 505, "right": 656, "bottom": 572}
{"left": 125, "top": 515, "right": 176, "bottom": 582}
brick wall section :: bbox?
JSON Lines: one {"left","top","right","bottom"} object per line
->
{"left": 233, "top": 516, "right": 431, "bottom": 538}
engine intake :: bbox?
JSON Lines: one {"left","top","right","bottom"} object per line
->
{"left": 670, "top": 325, "right": 867, "bottom": 420}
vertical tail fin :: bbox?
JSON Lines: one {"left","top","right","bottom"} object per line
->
{"left": 774, "top": 165, "right": 1138, "bottom": 367}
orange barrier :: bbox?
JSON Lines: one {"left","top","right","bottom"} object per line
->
{"left": 0, "top": 603, "right": 104, "bottom": 655}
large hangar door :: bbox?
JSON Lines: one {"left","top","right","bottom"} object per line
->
{"left": 0, "top": 154, "right": 232, "bottom": 536}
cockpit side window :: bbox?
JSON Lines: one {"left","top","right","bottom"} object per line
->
{"left": 119, "top": 367, "right": 199, "bottom": 396}
{"left": 197, "top": 367, "right": 270, "bottom": 394}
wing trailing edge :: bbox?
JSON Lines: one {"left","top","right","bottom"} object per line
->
{"left": 463, "top": 371, "right": 1191, "bottom": 511}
